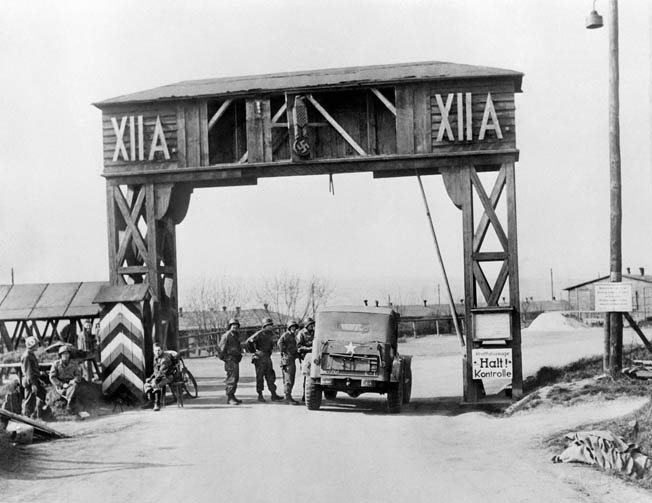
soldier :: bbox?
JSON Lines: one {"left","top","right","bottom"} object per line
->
{"left": 144, "top": 343, "right": 178, "bottom": 411}
{"left": 20, "top": 336, "right": 47, "bottom": 419}
{"left": 49, "top": 344, "right": 82, "bottom": 414}
{"left": 218, "top": 318, "right": 243, "bottom": 405}
{"left": 296, "top": 317, "right": 315, "bottom": 402}
{"left": 246, "top": 318, "right": 283, "bottom": 403}
{"left": 277, "top": 320, "right": 300, "bottom": 405}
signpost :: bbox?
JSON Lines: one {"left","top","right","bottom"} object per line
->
{"left": 595, "top": 283, "right": 632, "bottom": 312}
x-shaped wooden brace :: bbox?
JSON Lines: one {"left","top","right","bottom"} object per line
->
{"left": 470, "top": 166, "right": 509, "bottom": 305}
{"left": 114, "top": 186, "right": 149, "bottom": 268}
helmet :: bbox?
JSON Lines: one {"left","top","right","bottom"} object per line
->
{"left": 287, "top": 320, "right": 298, "bottom": 330}
{"left": 228, "top": 318, "right": 240, "bottom": 328}
{"left": 262, "top": 317, "right": 274, "bottom": 328}
{"left": 58, "top": 344, "right": 71, "bottom": 355}
{"left": 25, "top": 336, "right": 38, "bottom": 350}
{"left": 305, "top": 317, "right": 315, "bottom": 328}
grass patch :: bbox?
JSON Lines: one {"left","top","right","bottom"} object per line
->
{"left": 525, "top": 345, "right": 652, "bottom": 489}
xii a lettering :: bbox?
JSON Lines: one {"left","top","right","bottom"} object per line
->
{"left": 434, "top": 92, "right": 503, "bottom": 142}
{"left": 111, "top": 115, "right": 171, "bottom": 162}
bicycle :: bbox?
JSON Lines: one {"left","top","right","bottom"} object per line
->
{"left": 167, "top": 349, "right": 198, "bottom": 399}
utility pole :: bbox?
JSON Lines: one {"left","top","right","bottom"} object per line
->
{"left": 587, "top": 0, "right": 623, "bottom": 376}
{"left": 607, "top": 0, "right": 623, "bottom": 375}
{"left": 550, "top": 268, "right": 554, "bottom": 300}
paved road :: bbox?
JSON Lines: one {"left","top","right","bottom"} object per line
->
{"left": 2, "top": 329, "right": 650, "bottom": 502}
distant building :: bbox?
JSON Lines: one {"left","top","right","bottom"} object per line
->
{"left": 177, "top": 307, "right": 289, "bottom": 357}
{"left": 563, "top": 267, "right": 652, "bottom": 319}
{"left": 393, "top": 303, "right": 464, "bottom": 336}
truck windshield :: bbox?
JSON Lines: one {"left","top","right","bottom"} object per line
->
{"left": 317, "top": 312, "right": 393, "bottom": 343}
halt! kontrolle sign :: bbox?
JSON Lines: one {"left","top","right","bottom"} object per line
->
{"left": 472, "top": 348, "right": 513, "bottom": 380}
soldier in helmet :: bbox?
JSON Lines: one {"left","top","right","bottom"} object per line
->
{"left": 218, "top": 318, "right": 243, "bottom": 405}
{"left": 296, "top": 317, "right": 315, "bottom": 402}
{"left": 277, "top": 320, "right": 300, "bottom": 405}
{"left": 20, "top": 336, "right": 47, "bottom": 419}
{"left": 246, "top": 318, "right": 283, "bottom": 402}
{"left": 49, "top": 344, "right": 82, "bottom": 415}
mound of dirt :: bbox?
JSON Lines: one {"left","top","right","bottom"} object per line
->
{"left": 524, "top": 312, "right": 587, "bottom": 332}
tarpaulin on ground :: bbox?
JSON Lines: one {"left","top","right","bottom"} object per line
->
{"left": 552, "top": 430, "right": 651, "bottom": 478}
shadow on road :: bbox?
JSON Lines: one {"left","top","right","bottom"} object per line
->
{"left": 313, "top": 396, "right": 505, "bottom": 417}
{"left": 1, "top": 453, "right": 187, "bottom": 481}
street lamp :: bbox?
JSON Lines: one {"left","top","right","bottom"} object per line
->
{"left": 586, "top": 0, "right": 623, "bottom": 375}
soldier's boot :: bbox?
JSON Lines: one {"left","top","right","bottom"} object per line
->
{"left": 35, "top": 399, "right": 46, "bottom": 420}
{"left": 270, "top": 392, "right": 283, "bottom": 402}
{"left": 285, "top": 394, "right": 299, "bottom": 405}
{"left": 153, "top": 394, "right": 161, "bottom": 411}
{"left": 227, "top": 395, "right": 241, "bottom": 405}
{"left": 257, "top": 393, "right": 266, "bottom": 403}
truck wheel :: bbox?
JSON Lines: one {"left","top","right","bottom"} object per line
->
{"left": 402, "top": 361, "right": 412, "bottom": 405}
{"left": 306, "top": 378, "right": 322, "bottom": 410}
{"left": 323, "top": 390, "right": 337, "bottom": 400}
{"left": 387, "top": 372, "right": 404, "bottom": 414}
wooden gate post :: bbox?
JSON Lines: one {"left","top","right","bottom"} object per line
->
{"left": 444, "top": 161, "right": 523, "bottom": 403}
{"left": 105, "top": 182, "right": 191, "bottom": 358}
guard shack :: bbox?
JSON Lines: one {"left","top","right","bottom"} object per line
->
{"left": 95, "top": 61, "right": 523, "bottom": 403}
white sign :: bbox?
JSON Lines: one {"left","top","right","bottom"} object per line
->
{"left": 473, "top": 311, "right": 512, "bottom": 341}
{"left": 594, "top": 283, "right": 632, "bottom": 312}
{"left": 472, "top": 349, "right": 513, "bottom": 380}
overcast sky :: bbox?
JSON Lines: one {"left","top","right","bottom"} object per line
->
{"left": 0, "top": 0, "right": 650, "bottom": 306}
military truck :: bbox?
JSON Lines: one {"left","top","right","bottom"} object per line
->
{"left": 306, "top": 306, "right": 412, "bottom": 413}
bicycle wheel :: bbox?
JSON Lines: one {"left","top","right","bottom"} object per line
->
{"left": 182, "top": 368, "right": 198, "bottom": 398}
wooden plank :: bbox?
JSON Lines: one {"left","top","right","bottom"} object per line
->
{"left": 472, "top": 251, "right": 508, "bottom": 261}
{"left": 0, "top": 408, "right": 68, "bottom": 439}
{"left": 185, "top": 104, "right": 201, "bottom": 168}
{"left": 208, "top": 99, "right": 233, "bottom": 131}
{"left": 395, "top": 86, "right": 414, "bottom": 154}
{"left": 461, "top": 164, "right": 477, "bottom": 402}
{"left": 624, "top": 312, "right": 652, "bottom": 354}
{"left": 366, "top": 93, "right": 377, "bottom": 155}
{"left": 199, "top": 100, "right": 209, "bottom": 167}
{"left": 505, "top": 161, "right": 523, "bottom": 398}
{"left": 245, "top": 98, "right": 271, "bottom": 163}
{"left": 470, "top": 168, "right": 508, "bottom": 251}
{"left": 145, "top": 184, "right": 160, "bottom": 299}
{"left": 176, "top": 106, "right": 187, "bottom": 168}
{"left": 487, "top": 260, "right": 510, "bottom": 306}
{"left": 473, "top": 167, "right": 506, "bottom": 252}
{"left": 473, "top": 262, "right": 493, "bottom": 303}
{"left": 307, "top": 95, "right": 366, "bottom": 156}
{"left": 0, "top": 322, "right": 12, "bottom": 351}
{"left": 413, "top": 84, "right": 431, "bottom": 154}
{"left": 371, "top": 88, "right": 396, "bottom": 116}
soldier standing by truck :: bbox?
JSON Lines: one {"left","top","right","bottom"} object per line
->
{"left": 277, "top": 320, "right": 300, "bottom": 405}
{"left": 296, "top": 317, "right": 315, "bottom": 402}
{"left": 218, "top": 318, "right": 243, "bottom": 405}
{"left": 246, "top": 318, "right": 283, "bottom": 403}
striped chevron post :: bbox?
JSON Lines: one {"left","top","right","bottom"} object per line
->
{"left": 99, "top": 302, "right": 146, "bottom": 399}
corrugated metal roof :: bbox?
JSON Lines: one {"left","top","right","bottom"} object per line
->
{"left": 0, "top": 282, "right": 108, "bottom": 321}
{"left": 95, "top": 61, "right": 523, "bottom": 108}
{"left": 93, "top": 284, "right": 150, "bottom": 304}
{"left": 564, "top": 274, "right": 652, "bottom": 291}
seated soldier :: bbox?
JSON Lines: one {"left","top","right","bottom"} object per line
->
{"left": 143, "top": 343, "right": 178, "bottom": 411}
{"left": 49, "top": 344, "right": 82, "bottom": 414}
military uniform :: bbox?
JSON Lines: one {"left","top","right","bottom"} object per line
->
{"left": 20, "top": 347, "right": 46, "bottom": 418}
{"left": 144, "top": 351, "right": 177, "bottom": 409}
{"left": 218, "top": 327, "right": 243, "bottom": 402}
{"left": 49, "top": 356, "right": 82, "bottom": 409}
{"left": 296, "top": 322, "right": 315, "bottom": 401}
{"left": 246, "top": 325, "right": 282, "bottom": 401}
{"left": 277, "top": 329, "right": 299, "bottom": 402}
